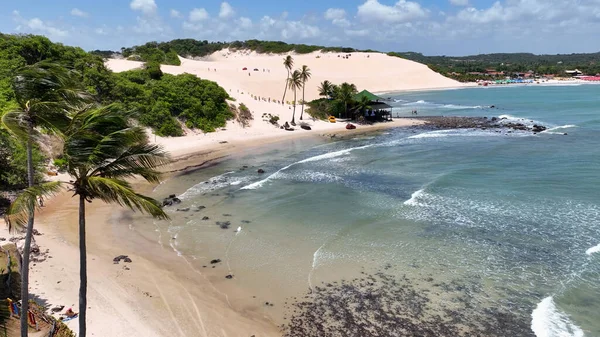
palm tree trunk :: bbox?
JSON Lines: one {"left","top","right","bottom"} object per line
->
{"left": 282, "top": 71, "right": 289, "bottom": 103}
{"left": 291, "top": 89, "right": 296, "bottom": 125}
{"left": 20, "top": 133, "right": 35, "bottom": 337}
{"left": 78, "top": 195, "right": 87, "bottom": 337}
{"left": 300, "top": 83, "right": 305, "bottom": 120}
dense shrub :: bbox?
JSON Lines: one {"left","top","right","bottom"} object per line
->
{"left": 236, "top": 103, "right": 253, "bottom": 127}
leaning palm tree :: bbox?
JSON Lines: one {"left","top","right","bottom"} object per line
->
{"left": 318, "top": 80, "right": 333, "bottom": 99}
{"left": 6, "top": 105, "right": 170, "bottom": 337}
{"left": 288, "top": 70, "right": 303, "bottom": 126}
{"left": 299, "top": 65, "right": 312, "bottom": 120}
{"left": 1, "top": 61, "right": 88, "bottom": 337}
{"left": 282, "top": 55, "right": 294, "bottom": 103}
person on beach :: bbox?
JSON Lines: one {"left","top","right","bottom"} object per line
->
{"left": 38, "top": 196, "right": 44, "bottom": 207}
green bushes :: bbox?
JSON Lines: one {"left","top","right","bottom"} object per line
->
{"left": 236, "top": 103, "right": 253, "bottom": 127}
{"left": 113, "top": 69, "right": 233, "bottom": 136}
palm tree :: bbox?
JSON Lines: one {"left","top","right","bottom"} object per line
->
{"left": 1, "top": 61, "right": 88, "bottom": 337}
{"left": 353, "top": 96, "right": 372, "bottom": 120}
{"left": 5, "top": 105, "right": 170, "bottom": 337}
{"left": 299, "top": 65, "right": 311, "bottom": 120}
{"left": 337, "top": 82, "right": 358, "bottom": 118}
{"left": 318, "top": 80, "right": 333, "bottom": 99}
{"left": 288, "top": 70, "right": 303, "bottom": 125}
{"left": 282, "top": 56, "right": 294, "bottom": 103}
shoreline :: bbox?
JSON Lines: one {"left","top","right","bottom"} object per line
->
{"left": 6, "top": 119, "right": 422, "bottom": 336}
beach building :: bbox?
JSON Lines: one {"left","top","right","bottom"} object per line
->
{"left": 565, "top": 69, "right": 583, "bottom": 76}
{"left": 354, "top": 90, "right": 393, "bottom": 121}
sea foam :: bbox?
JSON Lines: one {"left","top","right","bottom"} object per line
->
{"left": 586, "top": 243, "right": 600, "bottom": 255}
{"left": 531, "top": 297, "right": 584, "bottom": 337}
{"left": 404, "top": 188, "right": 425, "bottom": 206}
{"left": 241, "top": 145, "right": 373, "bottom": 190}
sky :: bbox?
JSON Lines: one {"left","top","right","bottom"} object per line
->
{"left": 2, "top": 0, "right": 600, "bottom": 56}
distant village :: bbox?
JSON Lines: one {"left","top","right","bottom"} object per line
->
{"left": 453, "top": 68, "right": 600, "bottom": 85}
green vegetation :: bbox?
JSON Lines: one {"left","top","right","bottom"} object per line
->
{"left": 120, "top": 39, "right": 358, "bottom": 64}
{"left": 389, "top": 51, "right": 600, "bottom": 82}
{"left": 306, "top": 81, "right": 360, "bottom": 120}
{"left": 236, "top": 103, "right": 253, "bottom": 128}
{"left": 121, "top": 41, "right": 181, "bottom": 65}
{"left": 120, "top": 38, "right": 600, "bottom": 82}
{"left": 113, "top": 70, "right": 233, "bottom": 136}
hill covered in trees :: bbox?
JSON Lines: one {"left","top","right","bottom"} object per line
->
{"left": 118, "top": 39, "right": 600, "bottom": 82}
{"left": 0, "top": 34, "right": 235, "bottom": 192}
{"left": 119, "top": 39, "right": 360, "bottom": 65}
{"left": 390, "top": 52, "right": 600, "bottom": 82}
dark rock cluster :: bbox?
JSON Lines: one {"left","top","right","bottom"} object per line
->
{"left": 414, "top": 116, "right": 549, "bottom": 134}
{"left": 162, "top": 194, "right": 181, "bottom": 207}
{"left": 113, "top": 255, "right": 132, "bottom": 264}
{"left": 280, "top": 271, "right": 534, "bottom": 337}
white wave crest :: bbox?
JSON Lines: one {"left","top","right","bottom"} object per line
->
{"left": 531, "top": 297, "right": 584, "bottom": 337}
{"left": 404, "top": 188, "right": 425, "bottom": 206}
{"left": 586, "top": 243, "right": 600, "bottom": 255}
{"left": 178, "top": 171, "right": 236, "bottom": 199}
{"left": 408, "top": 129, "right": 504, "bottom": 140}
{"left": 241, "top": 145, "right": 373, "bottom": 190}
{"left": 442, "top": 104, "right": 483, "bottom": 109}
{"left": 543, "top": 125, "right": 578, "bottom": 133}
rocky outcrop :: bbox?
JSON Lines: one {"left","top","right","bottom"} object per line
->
{"left": 0, "top": 243, "right": 22, "bottom": 301}
{"left": 162, "top": 194, "right": 182, "bottom": 207}
{"left": 413, "top": 116, "right": 549, "bottom": 134}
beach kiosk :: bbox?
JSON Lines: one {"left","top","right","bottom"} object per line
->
{"left": 354, "top": 90, "right": 393, "bottom": 121}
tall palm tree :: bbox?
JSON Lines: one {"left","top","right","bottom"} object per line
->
{"left": 337, "top": 82, "right": 358, "bottom": 119}
{"left": 299, "top": 65, "right": 311, "bottom": 120}
{"left": 282, "top": 56, "right": 294, "bottom": 103}
{"left": 288, "top": 70, "right": 303, "bottom": 125}
{"left": 353, "top": 96, "right": 372, "bottom": 120}
{"left": 5, "top": 105, "right": 170, "bottom": 337}
{"left": 1, "top": 61, "right": 88, "bottom": 337}
{"left": 318, "top": 80, "right": 333, "bottom": 99}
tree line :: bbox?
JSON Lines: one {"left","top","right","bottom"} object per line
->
{"left": 115, "top": 38, "right": 600, "bottom": 82}
{"left": 389, "top": 51, "right": 600, "bottom": 82}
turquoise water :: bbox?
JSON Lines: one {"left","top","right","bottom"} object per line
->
{"left": 153, "top": 84, "right": 600, "bottom": 336}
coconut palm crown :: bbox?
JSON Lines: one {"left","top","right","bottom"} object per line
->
{"left": 5, "top": 104, "right": 170, "bottom": 337}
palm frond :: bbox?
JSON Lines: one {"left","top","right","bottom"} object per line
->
{"left": 83, "top": 177, "right": 169, "bottom": 220}
{"left": 1, "top": 109, "right": 32, "bottom": 141}
{"left": 4, "top": 181, "right": 63, "bottom": 232}
{"left": 91, "top": 143, "right": 170, "bottom": 182}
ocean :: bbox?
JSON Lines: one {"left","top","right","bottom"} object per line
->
{"left": 149, "top": 84, "right": 600, "bottom": 336}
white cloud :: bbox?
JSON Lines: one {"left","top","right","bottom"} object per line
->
{"left": 449, "top": 0, "right": 469, "bottom": 6}
{"left": 133, "top": 16, "right": 165, "bottom": 34}
{"left": 238, "top": 17, "right": 253, "bottom": 29}
{"left": 70, "top": 8, "right": 89, "bottom": 18}
{"left": 219, "top": 2, "right": 235, "bottom": 19}
{"left": 324, "top": 8, "right": 351, "bottom": 27}
{"left": 357, "top": 0, "right": 427, "bottom": 23}
{"left": 325, "top": 8, "right": 346, "bottom": 20}
{"left": 130, "top": 0, "right": 157, "bottom": 15}
{"left": 189, "top": 8, "right": 209, "bottom": 22}
{"left": 170, "top": 9, "right": 182, "bottom": 18}
{"left": 13, "top": 12, "right": 69, "bottom": 39}
{"left": 95, "top": 27, "right": 108, "bottom": 35}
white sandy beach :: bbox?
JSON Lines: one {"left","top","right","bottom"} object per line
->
{"left": 5, "top": 50, "right": 460, "bottom": 336}
{"left": 106, "top": 49, "right": 464, "bottom": 157}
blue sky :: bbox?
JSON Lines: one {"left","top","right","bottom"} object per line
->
{"left": 2, "top": 0, "right": 600, "bottom": 55}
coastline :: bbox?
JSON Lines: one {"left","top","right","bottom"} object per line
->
{"left": 6, "top": 118, "right": 423, "bottom": 336}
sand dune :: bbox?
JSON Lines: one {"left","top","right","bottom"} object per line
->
{"left": 106, "top": 50, "right": 462, "bottom": 157}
